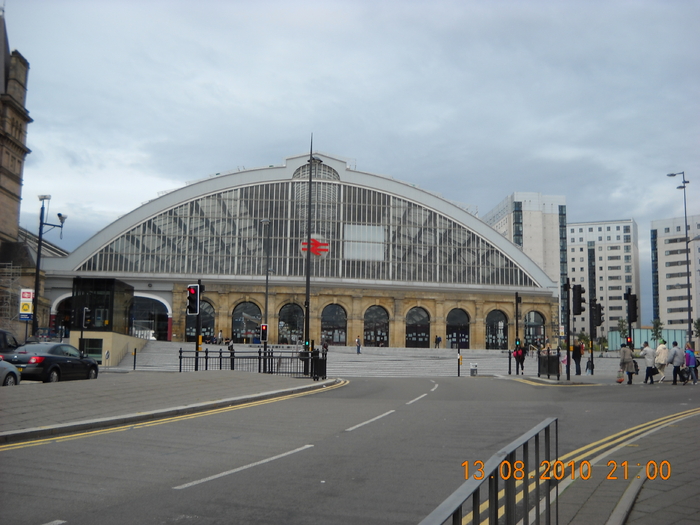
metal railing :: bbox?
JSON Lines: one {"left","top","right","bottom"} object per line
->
{"left": 419, "top": 418, "right": 558, "bottom": 525}
{"left": 178, "top": 348, "right": 327, "bottom": 380}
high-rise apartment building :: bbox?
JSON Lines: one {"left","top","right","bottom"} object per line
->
{"left": 651, "top": 215, "right": 700, "bottom": 333}
{"left": 482, "top": 193, "right": 567, "bottom": 287}
{"left": 566, "top": 219, "right": 640, "bottom": 338}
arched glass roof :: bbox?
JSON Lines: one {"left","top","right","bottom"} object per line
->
{"left": 46, "top": 154, "right": 556, "bottom": 293}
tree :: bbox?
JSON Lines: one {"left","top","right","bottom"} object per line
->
{"left": 597, "top": 336, "right": 608, "bottom": 354}
{"left": 617, "top": 318, "right": 628, "bottom": 339}
{"left": 577, "top": 331, "right": 590, "bottom": 346}
{"left": 651, "top": 318, "right": 664, "bottom": 347}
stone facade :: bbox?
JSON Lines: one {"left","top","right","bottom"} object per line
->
{"left": 171, "top": 282, "right": 559, "bottom": 349}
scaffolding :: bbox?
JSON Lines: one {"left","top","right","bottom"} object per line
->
{"left": 0, "top": 263, "right": 22, "bottom": 331}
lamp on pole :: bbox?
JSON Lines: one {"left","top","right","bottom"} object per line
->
{"left": 262, "top": 218, "right": 271, "bottom": 366}
{"left": 31, "top": 195, "right": 67, "bottom": 337}
{"left": 667, "top": 171, "right": 692, "bottom": 347}
{"left": 304, "top": 144, "right": 322, "bottom": 353}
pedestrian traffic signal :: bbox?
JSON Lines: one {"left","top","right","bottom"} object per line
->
{"left": 186, "top": 284, "right": 200, "bottom": 315}
{"left": 260, "top": 323, "right": 268, "bottom": 342}
{"left": 626, "top": 336, "right": 632, "bottom": 347}
{"left": 627, "top": 293, "right": 638, "bottom": 324}
{"left": 572, "top": 284, "right": 586, "bottom": 315}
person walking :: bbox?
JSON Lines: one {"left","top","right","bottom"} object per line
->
{"left": 684, "top": 343, "right": 697, "bottom": 385}
{"left": 655, "top": 340, "right": 668, "bottom": 382}
{"left": 640, "top": 341, "right": 656, "bottom": 384}
{"left": 573, "top": 342, "right": 583, "bottom": 375}
{"left": 355, "top": 336, "right": 361, "bottom": 354}
{"left": 667, "top": 341, "right": 684, "bottom": 385}
{"left": 619, "top": 343, "right": 635, "bottom": 384}
{"left": 514, "top": 345, "right": 525, "bottom": 374}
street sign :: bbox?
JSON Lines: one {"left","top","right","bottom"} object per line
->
{"left": 20, "top": 288, "right": 34, "bottom": 321}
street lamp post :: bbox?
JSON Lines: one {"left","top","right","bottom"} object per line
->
{"left": 667, "top": 171, "right": 692, "bottom": 347}
{"left": 304, "top": 142, "right": 322, "bottom": 353}
{"left": 31, "top": 195, "right": 67, "bottom": 337}
{"left": 262, "top": 218, "right": 271, "bottom": 368}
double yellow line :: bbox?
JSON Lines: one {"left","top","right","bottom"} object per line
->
{"left": 0, "top": 379, "right": 349, "bottom": 452}
{"left": 461, "top": 406, "right": 700, "bottom": 524}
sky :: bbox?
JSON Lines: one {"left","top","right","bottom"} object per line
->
{"left": 7, "top": 0, "right": 700, "bottom": 324}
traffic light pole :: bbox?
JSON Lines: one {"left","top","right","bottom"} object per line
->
{"left": 565, "top": 278, "right": 571, "bottom": 381}
{"left": 195, "top": 279, "right": 202, "bottom": 371}
{"left": 589, "top": 299, "right": 596, "bottom": 377}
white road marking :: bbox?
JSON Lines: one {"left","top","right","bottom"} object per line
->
{"left": 41, "top": 521, "right": 67, "bottom": 525}
{"left": 173, "top": 444, "right": 314, "bottom": 490}
{"left": 406, "top": 394, "right": 427, "bottom": 405}
{"left": 431, "top": 384, "right": 439, "bottom": 392}
{"left": 345, "top": 410, "right": 395, "bottom": 431}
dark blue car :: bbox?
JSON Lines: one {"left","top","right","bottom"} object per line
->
{"left": 5, "top": 342, "right": 99, "bottom": 383}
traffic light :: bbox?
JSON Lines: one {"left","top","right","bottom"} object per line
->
{"left": 82, "top": 307, "right": 92, "bottom": 329}
{"left": 186, "top": 284, "right": 200, "bottom": 315}
{"left": 627, "top": 294, "right": 638, "bottom": 324}
{"left": 626, "top": 336, "right": 632, "bottom": 347}
{"left": 515, "top": 338, "right": 521, "bottom": 348}
{"left": 260, "top": 323, "right": 268, "bottom": 342}
{"left": 594, "top": 302, "right": 604, "bottom": 327}
{"left": 572, "top": 284, "right": 586, "bottom": 315}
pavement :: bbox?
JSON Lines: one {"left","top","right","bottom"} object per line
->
{"left": 1, "top": 341, "right": 698, "bottom": 524}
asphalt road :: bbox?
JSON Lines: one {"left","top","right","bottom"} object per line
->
{"left": 2, "top": 376, "right": 698, "bottom": 525}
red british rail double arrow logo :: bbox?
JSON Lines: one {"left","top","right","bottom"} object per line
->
{"left": 301, "top": 238, "right": 329, "bottom": 256}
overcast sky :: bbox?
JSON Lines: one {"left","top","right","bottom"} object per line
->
{"left": 7, "top": 0, "right": 700, "bottom": 323}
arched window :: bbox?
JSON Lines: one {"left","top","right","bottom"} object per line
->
{"left": 55, "top": 297, "right": 73, "bottom": 339}
{"left": 406, "top": 307, "right": 430, "bottom": 348}
{"left": 321, "top": 304, "right": 347, "bottom": 345}
{"left": 129, "top": 297, "right": 169, "bottom": 341}
{"left": 231, "top": 302, "right": 262, "bottom": 343}
{"left": 446, "top": 308, "right": 470, "bottom": 349}
{"left": 524, "top": 311, "right": 546, "bottom": 349}
{"left": 278, "top": 304, "right": 304, "bottom": 345}
{"left": 186, "top": 301, "right": 215, "bottom": 343}
{"left": 363, "top": 305, "right": 389, "bottom": 347}
{"left": 486, "top": 310, "right": 508, "bottom": 350}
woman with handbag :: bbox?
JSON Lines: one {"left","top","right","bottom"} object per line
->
{"left": 640, "top": 341, "right": 656, "bottom": 384}
{"left": 619, "top": 343, "right": 635, "bottom": 385}
{"left": 684, "top": 343, "right": 697, "bottom": 385}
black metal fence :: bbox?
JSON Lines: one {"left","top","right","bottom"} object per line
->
{"left": 419, "top": 418, "right": 559, "bottom": 525}
{"left": 178, "top": 347, "right": 327, "bottom": 380}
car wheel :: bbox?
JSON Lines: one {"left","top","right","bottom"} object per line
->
{"left": 2, "top": 373, "right": 17, "bottom": 386}
{"left": 45, "top": 369, "right": 60, "bottom": 383}
{"left": 87, "top": 367, "right": 98, "bottom": 380}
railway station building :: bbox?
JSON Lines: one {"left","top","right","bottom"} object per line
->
{"left": 42, "top": 153, "right": 561, "bottom": 350}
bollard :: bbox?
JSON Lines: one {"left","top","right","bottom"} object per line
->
{"left": 133, "top": 348, "right": 137, "bottom": 371}
{"left": 508, "top": 350, "right": 512, "bottom": 375}
{"left": 204, "top": 348, "right": 209, "bottom": 371}
{"left": 179, "top": 348, "right": 182, "bottom": 373}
